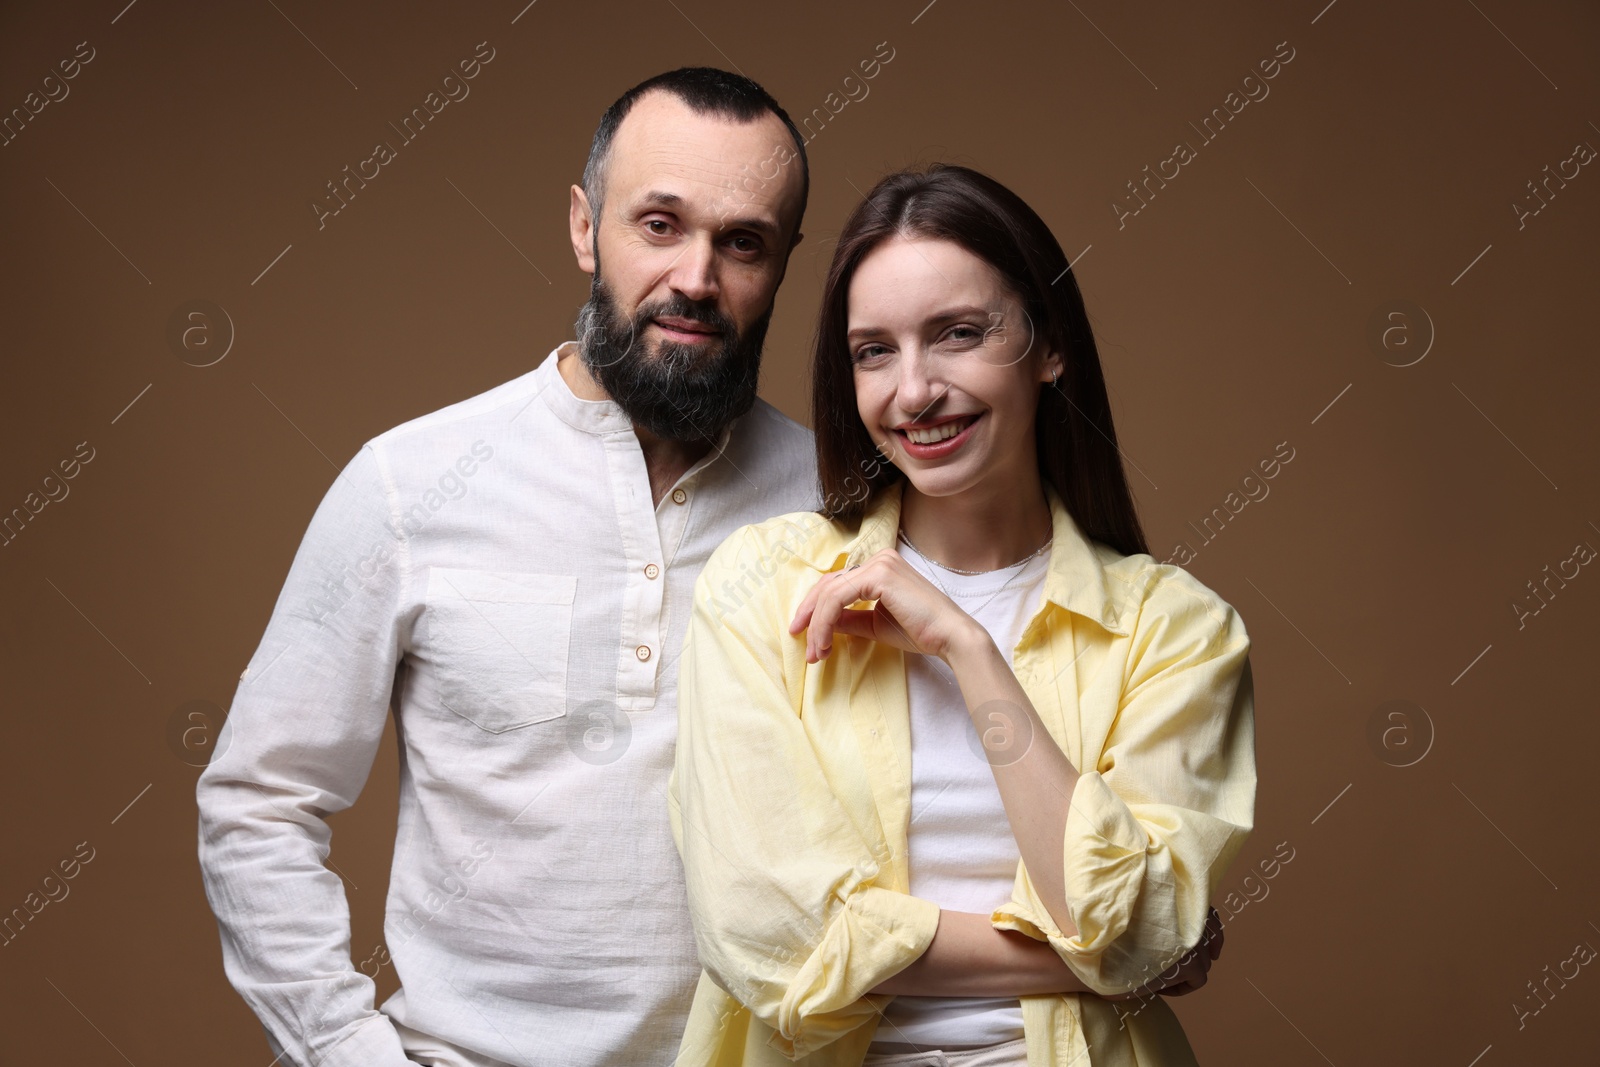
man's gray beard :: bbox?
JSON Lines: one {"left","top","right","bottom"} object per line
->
{"left": 573, "top": 272, "right": 771, "bottom": 443}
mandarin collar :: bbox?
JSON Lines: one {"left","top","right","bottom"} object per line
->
{"left": 536, "top": 340, "right": 732, "bottom": 456}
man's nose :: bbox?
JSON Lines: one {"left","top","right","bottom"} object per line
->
{"left": 668, "top": 234, "right": 720, "bottom": 304}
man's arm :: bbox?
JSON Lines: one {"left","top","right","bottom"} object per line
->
{"left": 195, "top": 442, "right": 414, "bottom": 1067}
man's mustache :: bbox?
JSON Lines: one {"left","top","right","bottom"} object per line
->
{"left": 639, "top": 300, "right": 734, "bottom": 336}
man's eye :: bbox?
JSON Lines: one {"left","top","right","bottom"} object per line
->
{"left": 646, "top": 220, "right": 672, "bottom": 235}
{"left": 730, "top": 236, "right": 760, "bottom": 253}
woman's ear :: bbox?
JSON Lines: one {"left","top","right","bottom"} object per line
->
{"left": 1041, "top": 351, "right": 1065, "bottom": 384}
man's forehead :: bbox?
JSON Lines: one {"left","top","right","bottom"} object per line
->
{"left": 608, "top": 94, "right": 801, "bottom": 228}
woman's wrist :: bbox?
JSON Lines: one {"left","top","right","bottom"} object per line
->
{"left": 1012, "top": 935, "right": 1092, "bottom": 996}
{"left": 940, "top": 616, "right": 1000, "bottom": 671}
{"left": 873, "top": 910, "right": 1094, "bottom": 998}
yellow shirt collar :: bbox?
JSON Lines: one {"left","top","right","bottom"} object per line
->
{"left": 830, "top": 479, "right": 1132, "bottom": 637}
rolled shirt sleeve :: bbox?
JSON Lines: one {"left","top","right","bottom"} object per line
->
{"left": 195, "top": 442, "right": 414, "bottom": 1067}
{"left": 992, "top": 570, "right": 1257, "bottom": 998}
{"left": 669, "top": 526, "right": 941, "bottom": 1060}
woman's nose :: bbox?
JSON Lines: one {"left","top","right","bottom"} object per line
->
{"left": 896, "top": 350, "right": 947, "bottom": 415}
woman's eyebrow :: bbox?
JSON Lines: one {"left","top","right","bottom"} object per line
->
{"left": 847, "top": 304, "right": 995, "bottom": 341}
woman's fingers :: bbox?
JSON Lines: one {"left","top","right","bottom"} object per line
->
{"left": 791, "top": 551, "right": 954, "bottom": 661}
{"left": 827, "top": 606, "right": 879, "bottom": 641}
{"left": 1166, "top": 947, "right": 1211, "bottom": 996}
{"left": 1121, "top": 946, "right": 1210, "bottom": 1002}
{"left": 806, "top": 567, "right": 869, "bottom": 662}
{"left": 816, "top": 575, "right": 926, "bottom": 661}
{"left": 1204, "top": 907, "right": 1226, "bottom": 960}
{"left": 788, "top": 570, "right": 828, "bottom": 635}
{"left": 827, "top": 607, "right": 907, "bottom": 660}
{"left": 790, "top": 563, "right": 857, "bottom": 645}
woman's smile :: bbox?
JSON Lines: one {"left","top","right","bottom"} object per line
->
{"left": 893, "top": 412, "right": 983, "bottom": 456}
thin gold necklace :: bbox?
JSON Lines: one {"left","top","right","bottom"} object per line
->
{"left": 896, "top": 527, "right": 1051, "bottom": 576}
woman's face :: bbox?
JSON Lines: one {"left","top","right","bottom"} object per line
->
{"left": 847, "top": 235, "right": 1061, "bottom": 502}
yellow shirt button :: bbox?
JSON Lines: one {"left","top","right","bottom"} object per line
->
{"left": 671, "top": 488, "right": 687, "bottom": 505}
{"left": 644, "top": 563, "right": 660, "bottom": 579}
{"left": 636, "top": 644, "right": 652, "bottom": 661}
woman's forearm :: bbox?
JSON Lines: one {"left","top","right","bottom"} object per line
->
{"left": 943, "top": 625, "right": 1081, "bottom": 937}
{"left": 869, "top": 909, "right": 1090, "bottom": 997}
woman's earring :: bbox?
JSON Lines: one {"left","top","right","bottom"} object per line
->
{"left": 1050, "top": 366, "right": 1060, "bottom": 387}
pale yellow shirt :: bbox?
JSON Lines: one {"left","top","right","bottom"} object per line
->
{"left": 667, "top": 479, "right": 1256, "bottom": 1066}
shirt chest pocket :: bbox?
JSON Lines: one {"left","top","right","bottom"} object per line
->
{"left": 422, "top": 567, "right": 578, "bottom": 734}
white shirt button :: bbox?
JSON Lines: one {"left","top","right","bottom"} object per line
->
{"left": 671, "top": 488, "right": 687, "bottom": 505}
{"left": 644, "top": 563, "right": 660, "bottom": 580}
{"left": 636, "top": 644, "right": 652, "bottom": 661}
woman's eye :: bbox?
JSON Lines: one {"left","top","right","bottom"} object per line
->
{"left": 947, "top": 324, "right": 984, "bottom": 342}
{"left": 853, "top": 344, "right": 889, "bottom": 363}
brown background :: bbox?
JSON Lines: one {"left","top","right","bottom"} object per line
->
{"left": 2, "top": 0, "right": 1597, "bottom": 1062}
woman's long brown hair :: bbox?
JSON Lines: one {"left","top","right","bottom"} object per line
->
{"left": 810, "top": 162, "right": 1150, "bottom": 558}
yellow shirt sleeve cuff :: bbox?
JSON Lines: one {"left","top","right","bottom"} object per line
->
{"left": 991, "top": 770, "right": 1152, "bottom": 995}
{"left": 771, "top": 887, "right": 941, "bottom": 1058}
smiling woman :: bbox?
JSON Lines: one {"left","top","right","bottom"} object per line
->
{"left": 670, "top": 163, "right": 1257, "bottom": 1067}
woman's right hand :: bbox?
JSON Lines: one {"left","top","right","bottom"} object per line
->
{"left": 1095, "top": 906, "right": 1225, "bottom": 1001}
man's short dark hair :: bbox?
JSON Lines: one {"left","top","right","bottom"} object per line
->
{"left": 580, "top": 67, "right": 810, "bottom": 245}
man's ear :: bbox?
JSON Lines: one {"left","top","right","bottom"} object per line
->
{"left": 569, "top": 184, "right": 596, "bottom": 275}
{"left": 772, "top": 230, "right": 804, "bottom": 288}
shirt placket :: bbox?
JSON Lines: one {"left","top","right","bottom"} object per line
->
{"left": 603, "top": 432, "right": 670, "bottom": 714}
{"left": 1015, "top": 611, "right": 1075, "bottom": 768}
{"left": 654, "top": 478, "right": 695, "bottom": 574}
{"left": 654, "top": 423, "right": 729, "bottom": 572}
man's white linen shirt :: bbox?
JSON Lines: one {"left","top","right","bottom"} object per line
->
{"left": 196, "top": 341, "right": 820, "bottom": 1067}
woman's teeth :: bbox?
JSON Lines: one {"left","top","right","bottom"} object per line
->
{"left": 904, "top": 416, "right": 975, "bottom": 445}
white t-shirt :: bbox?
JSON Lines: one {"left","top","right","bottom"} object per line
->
{"left": 870, "top": 536, "right": 1052, "bottom": 1051}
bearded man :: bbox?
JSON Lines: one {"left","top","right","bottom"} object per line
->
{"left": 196, "top": 67, "right": 817, "bottom": 1067}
